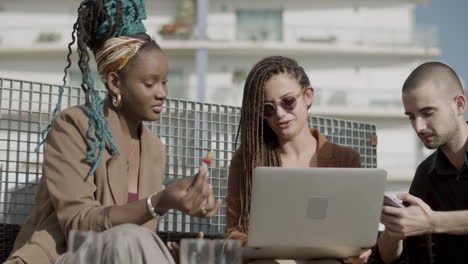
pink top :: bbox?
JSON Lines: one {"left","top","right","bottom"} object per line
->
{"left": 128, "top": 192, "right": 138, "bottom": 203}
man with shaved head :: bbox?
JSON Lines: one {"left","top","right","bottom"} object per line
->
{"left": 377, "top": 62, "right": 468, "bottom": 263}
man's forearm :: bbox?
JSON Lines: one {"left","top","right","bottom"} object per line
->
{"left": 377, "top": 231, "right": 403, "bottom": 264}
{"left": 433, "top": 210, "right": 468, "bottom": 235}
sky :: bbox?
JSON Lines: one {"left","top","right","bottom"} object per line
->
{"left": 416, "top": 0, "right": 468, "bottom": 85}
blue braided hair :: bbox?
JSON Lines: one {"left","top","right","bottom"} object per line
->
{"left": 36, "top": 0, "right": 149, "bottom": 175}
{"left": 97, "top": 0, "right": 147, "bottom": 41}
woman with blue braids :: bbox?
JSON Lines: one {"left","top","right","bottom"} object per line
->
{"left": 4, "top": 1, "right": 221, "bottom": 264}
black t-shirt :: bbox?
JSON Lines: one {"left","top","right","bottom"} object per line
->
{"left": 406, "top": 149, "right": 468, "bottom": 263}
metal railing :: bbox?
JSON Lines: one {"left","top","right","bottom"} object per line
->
{"left": 0, "top": 77, "right": 377, "bottom": 235}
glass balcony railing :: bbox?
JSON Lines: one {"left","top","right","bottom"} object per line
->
{"left": 313, "top": 88, "right": 403, "bottom": 110}
{"left": 378, "top": 151, "right": 419, "bottom": 180}
{"left": 203, "top": 85, "right": 404, "bottom": 112}
{"left": 0, "top": 24, "right": 71, "bottom": 48}
{"left": 0, "top": 22, "right": 438, "bottom": 50}
{"left": 286, "top": 24, "right": 438, "bottom": 48}
{"left": 152, "top": 22, "right": 438, "bottom": 48}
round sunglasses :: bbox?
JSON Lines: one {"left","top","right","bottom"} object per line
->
{"left": 263, "top": 92, "right": 304, "bottom": 118}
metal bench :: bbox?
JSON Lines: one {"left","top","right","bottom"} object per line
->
{"left": 0, "top": 77, "right": 378, "bottom": 262}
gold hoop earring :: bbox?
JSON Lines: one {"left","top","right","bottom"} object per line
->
{"left": 112, "top": 94, "right": 121, "bottom": 107}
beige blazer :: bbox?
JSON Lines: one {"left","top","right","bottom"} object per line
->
{"left": 6, "top": 105, "right": 166, "bottom": 264}
{"left": 225, "top": 128, "right": 361, "bottom": 245}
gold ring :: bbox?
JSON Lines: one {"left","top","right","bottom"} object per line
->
{"left": 200, "top": 204, "right": 207, "bottom": 214}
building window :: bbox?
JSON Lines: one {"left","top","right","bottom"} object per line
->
{"left": 236, "top": 10, "right": 283, "bottom": 41}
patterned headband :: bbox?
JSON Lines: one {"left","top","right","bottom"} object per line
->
{"left": 95, "top": 36, "right": 147, "bottom": 82}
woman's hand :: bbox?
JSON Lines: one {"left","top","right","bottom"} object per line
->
{"left": 343, "top": 249, "right": 371, "bottom": 264}
{"left": 157, "top": 165, "right": 222, "bottom": 218}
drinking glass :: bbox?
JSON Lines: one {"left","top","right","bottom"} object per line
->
{"left": 212, "top": 239, "right": 242, "bottom": 264}
{"left": 180, "top": 239, "right": 211, "bottom": 264}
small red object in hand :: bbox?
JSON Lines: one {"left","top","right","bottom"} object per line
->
{"left": 201, "top": 151, "right": 214, "bottom": 164}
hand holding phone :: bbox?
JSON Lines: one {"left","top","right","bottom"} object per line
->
{"left": 383, "top": 193, "right": 405, "bottom": 208}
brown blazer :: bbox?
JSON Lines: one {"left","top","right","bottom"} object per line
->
{"left": 6, "top": 105, "right": 166, "bottom": 264}
{"left": 225, "top": 128, "right": 361, "bottom": 245}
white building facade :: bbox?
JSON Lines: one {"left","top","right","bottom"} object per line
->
{"left": 0, "top": 0, "right": 440, "bottom": 191}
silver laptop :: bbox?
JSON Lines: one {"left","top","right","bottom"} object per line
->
{"left": 243, "top": 167, "right": 387, "bottom": 260}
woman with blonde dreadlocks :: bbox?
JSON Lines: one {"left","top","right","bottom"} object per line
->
{"left": 225, "top": 56, "right": 370, "bottom": 264}
{"left": 5, "top": 1, "right": 220, "bottom": 264}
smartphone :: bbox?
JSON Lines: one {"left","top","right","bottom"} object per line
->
{"left": 383, "top": 193, "right": 405, "bottom": 208}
